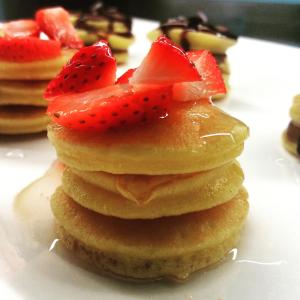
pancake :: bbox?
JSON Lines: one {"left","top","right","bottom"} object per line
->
{"left": 283, "top": 95, "right": 300, "bottom": 157}
{"left": 289, "top": 94, "right": 300, "bottom": 124}
{"left": 0, "top": 105, "right": 49, "bottom": 134}
{"left": 0, "top": 80, "right": 48, "bottom": 106}
{"left": 71, "top": 3, "right": 134, "bottom": 64}
{"left": 48, "top": 102, "right": 249, "bottom": 175}
{"left": 148, "top": 28, "right": 236, "bottom": 55}
{"left": 51, "top": 187, "right": 249, "bottom": 280}
{"left": 0, "top": 49, "right": 75, "bottom": 80}
{"left": 112, "top": 50, "right": 128, "bottom": 65}
{"left": 62, "top": 161, "right": 244, "bottom": 219}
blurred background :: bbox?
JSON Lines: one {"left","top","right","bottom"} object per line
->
{"left": 0, "top": 0, "right": 299, "bottom": 45}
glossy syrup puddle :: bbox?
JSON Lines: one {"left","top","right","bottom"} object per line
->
{"left": 13, "top": 162, "right": 285, "bottom": 282}
{"left": 14, "top": 161, "right": 63, "bottom": 249}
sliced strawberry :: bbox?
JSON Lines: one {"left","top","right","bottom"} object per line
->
{"left": 3, "top": 19, "right": 39, "bottom": 38}
{"left": 173, "top": 50, "right": 226, "bottom": 101}
{"left": 36, "top": 7, "right": 82, "bottom": 49}
{"left": 47, "top": 84, "right": 172, "bottom": 131}
{"left": 45, "top": 41, "right": 116, "bottom": 99}
{"left": 130, "top": 36, "right": 200, "bottom": 85}
{"left": 0, "top": 37, "right": 61, "bottom": 62}
{"left": 116, "top": 68, "right": 136, "bottom": 84}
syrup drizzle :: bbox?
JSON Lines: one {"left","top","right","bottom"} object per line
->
{"left": 160, "top": 11, "right": 237, "bottom": 51}
{"left": 74, "top": 1, "right": 133, "bottom": 46}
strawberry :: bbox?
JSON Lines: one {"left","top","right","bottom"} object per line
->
{"left": 3, "top": 19, "right": 39, "bottom": 38}
{"left": 130, "top": 36, "right": 200, "bottom": 85}
{"left": 44, "top": 41, "right": 116, "bottom": 99}
{"left": 116, "top": 68, "right": 136, "bottom": 84}
{"left": 47, "top": 84, "right": 172, "bottom": 131}
{"left": 0, "top": 37, "right": 61, "bottom": 62}
{"left": 36, "top": 7, "right": 82, "bottom": 49}
{"left": 172, "top": 50, "right": 226, "bottom": 101}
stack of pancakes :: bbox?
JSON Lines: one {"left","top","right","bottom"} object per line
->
{"left": 71, "top": 2, "right": 134, "bottom": 65}
{"left": 48, "top": 102, "right": 249, "bottom": 280}
{"left": 0, "top": 50, "right": 74, "bottom": 135}
{"left": 283, "top": 94, "right": 300, "bottom": 157}
{"left": 148, "top": 14, "right": 237, "bottom": 100}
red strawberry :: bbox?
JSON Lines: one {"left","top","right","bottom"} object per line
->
{"left": 47, "top": 84, "right": 172, "bottom": 131}
{"left": 3, "top": 19, "right": 39, "bottom": 38}
{"left": 45, "top": 41, "right": 116, "bottom": 99}
{"left": 130, "top": 36, "right": 200, "bottom": 85}
{"left": 0, "top": 37, "right": 61, "bottom": 62}
{"left": 116, "top": 68, "right": 136, "bottom": 84}
{"left": 36, "top": 7, "right": 82, "bottom": 49}
{"left": 172, "top": 50, "right": 226, "bottom": 101}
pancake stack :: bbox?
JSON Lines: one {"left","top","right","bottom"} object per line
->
{"left": 148, "top": 13, "right": 237, "bottom": 100}
{"left": 283, "top": 94, "right": 300, "bottom": 157}
{"left": 71, "top": 2, "right": 134, "bottom": 64}
{"left": 48, "top": 102, "right": 249, "bottom": 280}
{"left": 0, "top": 50, "right": 74, "bottom": 135}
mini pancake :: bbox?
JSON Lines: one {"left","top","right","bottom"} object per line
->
{"left": 282, "top": 129, "right": 300, "bottom": 157}
{"left": 48, "top": 102, "right": 249, "bottom": 175}
{"left": 289, "top": 94, "right": 300, "bottom": 124}
{"left": 148, "top": 29, "right": 236, "bottom": 55}
{"left": 51, "top": 187, "right": 249, "bottom": 280}
{"left": 0, "top": 105, "right": 49, "bottom": 134}
{"left": 0, "top": 80, "right": 48, "bottom": 106}
{"left": 62, "top": 161, "right": 244, "bottom": 219}
{"left": 0, "top": 49, "right": 75, "bottom": 80}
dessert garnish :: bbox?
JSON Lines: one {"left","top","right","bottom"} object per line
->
{"left": 36, "top": 7, "right": 83, "bottom": 49}
{"left": 46, "top": 36, "right": 225, "bottom": 131}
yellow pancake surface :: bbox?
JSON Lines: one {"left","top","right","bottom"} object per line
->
{"left": 0, "top": 80, "right": 48, "bottom": 106}
{"left": 148, "top": 29, "right": 236, "bottom": 54}
{"left": 0, "top": 49, "right": 75, "bottom": 80}
{"left": 0, "top": 105, "right": 48, "bottom": 134}
{"left": 48, "top": 102, "right": 249, "bottom": 175}
{"left": 282, "top": 130, "right": 299, "bottom": 157}
{"left": 290, "top": 94, "right": 300, "bottom": 124}
{"left": 63, "top": 161, "right": 244, "bottom": 219}
{"left": 52, "top": 187, "right": 249, "bottom": 280}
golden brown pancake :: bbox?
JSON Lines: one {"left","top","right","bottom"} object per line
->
{"left": 148, "top": 28, "right": 236, "bottom": 55}
{"left": 0, "top": 80, "right": 48, "bottom": 106}
{"left": 52, "top": 187, "right": 249, "bottom": 280}
{"left": 62, "top": 161, "right": 244, "bottom": 219}
{"left": 0, "top": 49, "right": 75, "bottom": 80}
{"left": 283, "top": 95, "right": 300, "bottom": 157}
{"left": 48, "top": 102, "right": 249, "bottom": 175}
{"left": 0, "top": 105, "right": 49, "bottom": 134}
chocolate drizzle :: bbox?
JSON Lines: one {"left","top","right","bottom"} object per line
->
{"left": 159, "top": 11, "right": 237, "bottom": 51}
{"left": 286, "top": 121, "right": 300, "bottom": 155}
{"left": 74, "top": 1, "right": 133, "bottom": 42}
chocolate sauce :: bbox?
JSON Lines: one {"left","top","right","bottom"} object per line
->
{"left": 286, "top": 121, "right": 300, "bottom": 154}
{"left": 159, "top": 11, "right": 237, "bottom": 51}
{"left": 74, "top": 1, "right": 133, "bottom": 42}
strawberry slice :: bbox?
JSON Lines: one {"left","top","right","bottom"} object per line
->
{"left": 36, "top": 7, "right": 82, "bottom": 49}
{"left": 3, "top": 19, "right": 39, "bottom": 38}
{"left": 47, "top": 84, "right": 172, "bottom": 131}
{"left": 130, "top": 36, "right": 200, "bottom": 85}
{"left": 116, "top": 68, "right": 136, "bottom": 84}
{"left": 173, "top": 50, "right": 226, "bottom": 101}
{"left": 0, "top": 37, "right": 61, "bottom": 62}
{"left": 45, "top": 41, "right": 116, "bottom": 99}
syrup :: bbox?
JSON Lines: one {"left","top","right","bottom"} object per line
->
{"left": 14, "top": 161, "right": 63, "bottom": 248}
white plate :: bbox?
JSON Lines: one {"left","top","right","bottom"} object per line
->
{"left": 1, "top": 18, "right": 300, "bottom": 300}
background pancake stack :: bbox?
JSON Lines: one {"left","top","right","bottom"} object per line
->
{"left": 148, "top": 13, "right": 237, "bottom": 100}
{"left": 283, "top": 94, "right": 300, "bottom": 157}
{"left": 49, "top": 102, "right": 249, "bottom": 280}
{"left": 0, "top": 50, "right": 74, "bottom": 135}
{"left": 71, "top": 2, "right": 134, "bottom": 65}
